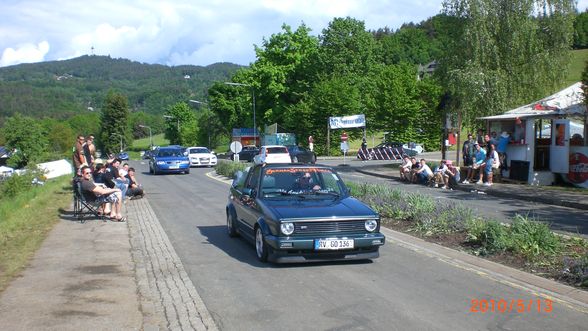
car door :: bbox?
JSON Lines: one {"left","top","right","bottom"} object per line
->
{"left": 238, "top": 166, "right": 263, "bottom": 239}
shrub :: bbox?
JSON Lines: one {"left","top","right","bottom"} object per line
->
{"left": 509, "top": 214, "right": 562, "bottom": 259}
{"left": 466, "top": 219, "right": 511, "bottom": 255}
{"left": 215, "top": 160, "right": 248, "bottom": 178}
{"left": 562, "top": 255, "right": 588, "bottom": 288}
{"left": 0, "top": 167, "right": 42, "bottom": 200}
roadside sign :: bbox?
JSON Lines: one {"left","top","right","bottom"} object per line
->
{"left": 341, "top": 132, "right": 348, "bottom": 142}
{"left": 340, "top": 142, "right": 349, "bottom": 152}
{"left": 230, "top": 141, "right": 243, "bottom": 154}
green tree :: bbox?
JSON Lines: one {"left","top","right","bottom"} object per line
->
{"left": 100, "top": 90, "right": 131, "bottom": 155}
{"left": 318, "top": 17, "right": 380, "bottom": 77}
{"left": 3, "top": 114, "right": 49, "bottom": 168}
{"left": 574, "top": 10, "right": 588, "bottom": 49}
{"left": 163, "top": 102, "right": 197, "bottom": 146}
{"left": 441, "top": 0, "right": 576, "bottom": 128}
{"left": 41, "top": 118, "right": 75, "bottom": 159}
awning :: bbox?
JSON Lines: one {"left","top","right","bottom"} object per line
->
{"left": 479, "top": 82, "right": 585, "bottom": 120}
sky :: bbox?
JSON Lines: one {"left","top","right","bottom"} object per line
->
{"left": 0, "top": 0, "right": 586, "bottom": 68}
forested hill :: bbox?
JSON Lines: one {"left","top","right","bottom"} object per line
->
{"left": 0, "top": 55, "right": 242, "bottom": 121}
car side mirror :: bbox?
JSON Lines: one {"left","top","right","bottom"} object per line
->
{"left": 242, "top": 188, "right": 256, "bottom": 200}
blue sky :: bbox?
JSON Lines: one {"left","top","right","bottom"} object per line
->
{"left": 0, "top": 0, "right": 586, "bottom": 68}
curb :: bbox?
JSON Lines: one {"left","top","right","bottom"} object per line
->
{"left": 355, "top": 168, "right": 588, "bottom": 211}
{"left": 382, "top": 228, "right": 588, "bottom": 312}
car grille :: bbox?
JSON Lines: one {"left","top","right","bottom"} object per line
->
{"left": 294, "top": 220, "right": 366, "bottom": 234}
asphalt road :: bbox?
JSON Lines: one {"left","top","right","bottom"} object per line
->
{"left": 134, "top": 161, "right": 587, "bottom": 330}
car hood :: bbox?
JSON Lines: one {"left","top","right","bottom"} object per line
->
{"left": 189, "top": 153, "right": 215, "bottom": 157}
{"left": 259, "top": 196, "right": 377, "bottom": 220}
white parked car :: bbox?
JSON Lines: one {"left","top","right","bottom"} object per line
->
{"left": 253, "top": 145, "right": 291, "bottom": 164}
{"left": 186, "top": 147, "right": 217, "bottom": 167}
{"left": 402, "top": 142, "right": 424, "bottom": 154}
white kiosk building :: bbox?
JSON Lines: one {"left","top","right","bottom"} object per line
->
{"left": 479, "top": 82, "right": 587, "bottom": 188}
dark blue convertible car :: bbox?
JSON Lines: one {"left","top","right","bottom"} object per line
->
{"left": 226, "top": 163, "right": 385, "bottom": 263}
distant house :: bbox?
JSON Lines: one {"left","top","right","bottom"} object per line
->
{"left": 0, "top": 146, "right": 10, "bottom": 166}
{"left": 184, "top": 75, "right": 191, "bottom": 79}
{"left": 417, "top": 61, "right": 437, "bottom": 80}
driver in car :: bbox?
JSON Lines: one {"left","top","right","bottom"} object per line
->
{"left": 297, "top": 172, "right": 321, "bottom": 191}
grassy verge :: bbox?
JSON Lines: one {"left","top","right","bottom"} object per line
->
{"left": 0, "top": 175, "right": 72, "bottom": 292}
{"left": 127, "top": 134, "right": 169, "bottom": 160}
{"left": 347, "top": 181, "right": 588, "bottom": 289}
{"left": 215, "top": 159, "right": 249, "bottom": 178}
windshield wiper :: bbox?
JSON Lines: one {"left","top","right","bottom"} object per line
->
{"left": 313, "top": 190, "right": 340, "bottom": 197}
{"left": 279, "top": 190, "right": 306, "bottom": 198}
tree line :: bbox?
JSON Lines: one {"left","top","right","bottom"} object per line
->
{"left": 0, "top": 0, "right": 585, "bottom": 167}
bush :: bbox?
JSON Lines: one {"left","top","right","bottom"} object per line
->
{"left": 0, "top": 168, "right": 41, "bottom": 200}
{"left": 466, "top": 219, "right": 511, "bottom": 255}
{"left": 509, "top": 214, "right": 561, "bottom": 259}
{"left": 215, "top": 160, "right": 248, "bottom": 178}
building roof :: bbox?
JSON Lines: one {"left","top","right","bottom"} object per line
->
{"left": 479, "top": 82, "right": 586, "bottom": 120}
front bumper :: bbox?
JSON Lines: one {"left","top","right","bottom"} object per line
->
{"left": 264, "top": 233, "right": 385, "bottom": 263}
{"left": 155, "top": 164, "right": 190, "bottom": 173}
{"left": 190, "top": 157, "right": 217, "bottom": 166}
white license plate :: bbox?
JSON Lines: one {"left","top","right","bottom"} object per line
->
{"left": 169, "top": 165, "right": 179, "bottom": 169}
{"left": 314, "top": 239, "right": 354, "bottom": 250}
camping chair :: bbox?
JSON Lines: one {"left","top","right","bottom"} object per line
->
{"left": 73, "top": 178, "right": 106, "bottom": 223}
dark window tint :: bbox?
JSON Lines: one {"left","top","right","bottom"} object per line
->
{"left": 267, "top": 147, "right": 288, "bottom": 154}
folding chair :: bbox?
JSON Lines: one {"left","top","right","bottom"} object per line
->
{"left": 73, "top": 178, "right": 106, "bottom": 223}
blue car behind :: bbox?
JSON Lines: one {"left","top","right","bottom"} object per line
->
{"left": 149, "top": 146, "right": 190, "bottom": 175}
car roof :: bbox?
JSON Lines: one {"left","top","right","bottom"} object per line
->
{"left": 260, "top": 163, "right": 330, "bottom": 170}
{"left": 186, "top": 146, "right": 208, "bottom": 149}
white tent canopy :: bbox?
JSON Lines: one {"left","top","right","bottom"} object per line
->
{"left": 479, "top": 82, "right": 585, "bottom": 120}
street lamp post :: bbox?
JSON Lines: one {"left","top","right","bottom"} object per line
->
{"left": 189, "top": 100, "right": 211, "bottom": 148}
{"left": 111, "top": 133, "right": 123, "bottom": 153}
{"left": 225, "top": 82, "right": 256, "bottom": 146}
{"left": 138, "top": 125, "right": 153, "bottom": 149}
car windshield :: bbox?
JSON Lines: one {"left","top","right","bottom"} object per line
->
{"left": 157, "top": 148, "right": 183, "bottom": 157}
{"left": 260, "top": 167, "right": 345, "bottom": 199}
{"left": 189, "top": 148, "right": 210, "bottom": 154}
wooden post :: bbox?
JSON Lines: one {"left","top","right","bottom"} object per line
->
{"left": 327, "top": 121, "right": 330, "bottom": 156}
{"left": 456, "top": 111, "right": 462, "bottom": 166}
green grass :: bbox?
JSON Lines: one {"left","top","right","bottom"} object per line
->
{"left": 0, "top": 175, "right": 72, "bottom": 292}
{"left": 127, "top": 134, "right": 169, "bottom": 159}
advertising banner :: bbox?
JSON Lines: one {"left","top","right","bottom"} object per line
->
{"left": 329, "top": 114, "right": 366, "bottom": 129}
{"left": 566, "top": 148, "right": 588, "bottom": 189}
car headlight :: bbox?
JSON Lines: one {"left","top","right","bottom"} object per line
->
{"left": 156, "top": 161, "right": 166, "bottom": 165}
{"left": 280, "top": 222, "right": 294, "bottom": 235}
{"left": 365, "top": 219, "right": 378, "bottom": 232}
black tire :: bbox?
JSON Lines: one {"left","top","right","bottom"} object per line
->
{"left": 255, "top": 227, "right": 269, "bottom": 262}
{"left": 185, "top": 169, "right": 190, "bottom": 174}
{"left": 227, "top": 212, "right": 238, "bottom": 237}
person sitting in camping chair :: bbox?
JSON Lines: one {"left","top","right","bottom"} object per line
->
{"left": 79, "top": 165, "right": 126, "bottom": 222}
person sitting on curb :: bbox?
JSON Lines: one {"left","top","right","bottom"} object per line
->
{"left": 409, "top": 157, "right": 420, "bottom": 183}
{"left": 399, "top": 155, "right": 412, "bottom": 181}
{"left": 463, "top": 143, "right": 486, "bottom": 184}
{"left": 433, "top": 160, "right": 449, "bottom": 189}
{"left": 126, "top": 167, "right": 145, "bottom": 199}
{"left": 415, "top": 159, "right": 433, "bottom": 185}
{"left": 79, "top": 165, "right": 126, "bottom": 222}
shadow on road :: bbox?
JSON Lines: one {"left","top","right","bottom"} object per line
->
{"left": 196, "top": 224, "right": 373, "bottom": 268}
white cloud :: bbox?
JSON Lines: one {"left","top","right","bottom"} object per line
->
{"left": 0, "top": 41, "right": 50, "bottom": 67}
{"left": 0, "top": 0, "right": 585, "bottom": 68}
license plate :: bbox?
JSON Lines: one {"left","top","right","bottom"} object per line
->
{"left": 169, "top": 165, "right": 179, "bottom": 169}
{"left": 314, "top": 239, "right": 354, "bottom": 250}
